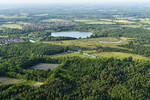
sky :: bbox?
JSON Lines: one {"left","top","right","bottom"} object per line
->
{"left": 0, "top": 0, "right": 149, "bottom": 4}
{"left": 0, "top": 0, "right": 150, "bottom": 4}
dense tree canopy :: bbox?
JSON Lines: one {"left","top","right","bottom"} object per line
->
{"left": 0, "top": 57, "right": 150, "bottom": 100}
{"left": 0, "top": 3, "right": 150, "bottom": 100}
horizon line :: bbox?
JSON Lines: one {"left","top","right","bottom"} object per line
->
{"left": 0, "top": 1, "right": 150, "bottom": 4}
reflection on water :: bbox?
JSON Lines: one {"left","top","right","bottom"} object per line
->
{"left": 51, "top": 31, "right": 92, "bottom": 38}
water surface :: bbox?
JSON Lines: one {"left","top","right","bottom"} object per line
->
{"left": 51, "top": 31, "right": 92, "bottom": 38}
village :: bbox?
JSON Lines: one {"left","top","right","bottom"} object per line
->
{"left": 0, "top": 38, "right": 24, "bottom": 45}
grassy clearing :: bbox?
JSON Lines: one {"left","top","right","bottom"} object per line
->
{"left": 1, "top": 24, "right": 22, "bottom": 29}
{"left": 116, "top": 17, "right": 135, "bottom": 20}
{"left": 140, "top": 20, "right": 150, "bottom": 24}
{"left": 30, "top": 63, "right": 59, "bottom": 70}
{"left": 52, "top": 52, "right": 93, "bottom": 59}
{"left": 43, "top": 37, "right": 130, "bottom": 49}
{"left": 51, "top": 50, "right": 149, "bottom": 61}
{"left": 0, "top": 77, "right": 44, "bottom": 87}
{"left": 99, "top": 19, "right": 113, "bottom": 21}
{"left": 120, "top": 25, "right": 141, "bottom": 28}
{"left": 74, "top": 19, "right": 137, "bottom": 24}
{"left": 121, "top": 18, "right": 150, "bottom": 24}
{"left": 86, "top": 21, "right": 115, "bottom": 24}
{"left": 0, "top": 36, "right": 8, "bottom": 38}
{"left": 0, "top": 77, "right": 27, "bottom": 85}
{"left": 93, "top": 52, "right": 150, "bottom": 61}
{"left": 74, "top": 19, "right": 94, "bottom": 22}
{"left": 74, "top": 19, "right": 115, "bottom": 24}
{"left": 114, "top": 20, "right": 135, "bottom": 24}
{"left": 41, "top": 19, "right": 68, "bottom": 22}
{"left": 17, "top": 21, "right": 30, "bottom": 25}
{"left": 43, "top": 37, "right": 149, "bottom": 61}
{"left": 138, "top": 18, "right": 150, "bottom": 23}
{"left": 31, "top": 82, "right": 44, "bottom": 87}
{"left": 83, "top": 50, "right": 98, "bottom": 54}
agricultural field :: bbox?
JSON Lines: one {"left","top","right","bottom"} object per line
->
{"left": 52, "top": 52, "right": 94, "bottom": 58}
{"left": 74, "top": 19, "right": 95, "bottom": 22}
{"left": 0, "top": 14, "right": 27, "bottom": 19}
{"left": 99, "top": 19, "right": 113, "bottom": 21}
{"left": 1, "top": 24, "right": 22, "bottom": 29}
{"left": 51, "top": 50, "right": 150, "bottom": 61}
{"left": 139, "top": 19, "right": 150, "bottom": 24}
{"left": 43, "top": 36, "right": 150, "bottom": 61}
{"left": 0, "top": 36, "right": 8, "bottom": 38}
{"left": 74, "top": 18, "right": 150, "bottom": 26}
{"left": 92, "top": 52, "right": 150, "bottom": 61}
{"left": 74, "top": 19, "right": 137, "bottom": 25}
{"left": 114, "top": 20, "right": 136, "bottom": 24}
{"left": 74, "top": 19, "right": 115, "bottom": 24}
{"left": 119, "top": 18, "right": 150, "bottom": 25}
{"left": 120, "top": 25, "right": 141, "bottom": 28}
{"left": 16, "top": 21, "right": 30, "bottom": 25}
{"left": 41, "top": 19, "right": 68, "bottom": 22}
{"left": 86, "top": 21, "right": 115, "bottom": 24}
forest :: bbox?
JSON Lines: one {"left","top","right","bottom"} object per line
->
{"left": 0, "top": 54, "right": 150, "bottom": 99}
{"left": 0, "top": 3, "right": 150, "bottom": 100}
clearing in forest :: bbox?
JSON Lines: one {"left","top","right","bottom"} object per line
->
{"left": 93, "top": 52, "right": 150, "bottom": 61}
{"left": 0, "top": 77, "right": 23, "bottom": 84}
{"left": 43, "top": 37, "right": 130, "bottom": 49}
{"left": 30, "top": 63, "right": 59, "bottom": 70}
{"left": 1, "top": 24, "right": 22, "bottom": 29}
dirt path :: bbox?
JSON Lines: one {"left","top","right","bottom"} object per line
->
{"left": 32, "top": 82, "right": 44, "bottom": 87}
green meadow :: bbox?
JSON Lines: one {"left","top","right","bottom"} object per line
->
{"left": 93, "top": 52, "right": 150, "bottom": 61}
{"left": 74, "top": 19, "right": 115, "bottom": 24}
{"left": 43, "top": 36, "right": 149, "bottom": 61}
{"left": 0, "top": 77, "right": 43, "bottom": 87}
{"left": 43, "top": 37, "right": 130, "bottom": 49}
{"left": 1, "top": 24, "right": 22, "bottom": 29}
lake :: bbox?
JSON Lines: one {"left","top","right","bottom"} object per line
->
{"left": 51, "top": 31, "right": 92, "bottom": 38}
